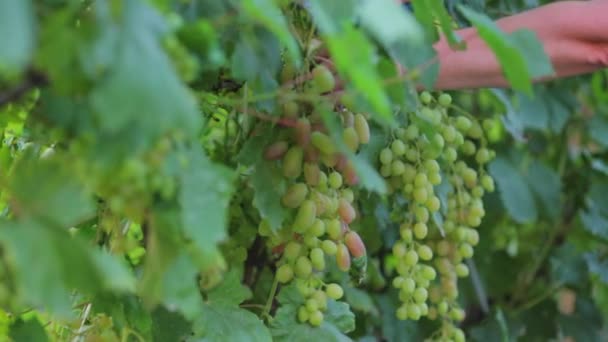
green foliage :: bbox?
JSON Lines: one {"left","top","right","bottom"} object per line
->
{"left": 0, "top": 0, "right": 606, "bottom": 341}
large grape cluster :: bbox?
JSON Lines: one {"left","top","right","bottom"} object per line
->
{"left": 379, "top": 91, "right": 495, "bottom": 341}
{"left": 257, "top": 65, "right": 369, "bottom": 327}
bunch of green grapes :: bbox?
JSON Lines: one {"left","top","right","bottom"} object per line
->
{"left": 256, "top": 65, "right": 369, "bottom": 327}
{"left": 379, "top": 91, "right": 495, "bottom": 340}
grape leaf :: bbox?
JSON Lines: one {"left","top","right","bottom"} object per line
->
{"left": 524, "top": 160, "right": 561, "bottom": 220}
{"left": 9, "top": 317, "right": 48, "bottom": 342}
{"left": 585, "top": 252, "right": 608, "bottom": 284}
{"left": 270, "top": 285, "right": 354, "bottom": 341}
{"left": 549, "top": 243, "right": 587, "bottom": 286}
{"left": 180, "top": 145, "right": 236, "bottom": 252}
{"left": 250, "top": 160, "right": 288, "bottom": 231}
{"left": 488, "top": 157, "right": 537, "bottom": 223}
{"left": 9, "top": 156, "right": 95, "bottom": 228}
{"left": 161, "top": 253, "right": 205, "bottom": 319}
{"left": 206, "top": 269, "right": 252, "bottom": 307}
{"left": 242, "top": 0, "right": 301, "bottom": 66}
{"left": 0, "top": 0, "right": 34, "bottom": 73}
{"left": 458, "top": 6, "right": 538, "bottom": 95}
{"left": 306, "top": 0, "right": 356, "bottom": 35}
{"left": 325, "top": 27, "right": 393, "bottom": 123}
{"left": 90, "top": 0, "right": 200, "bottom": 139}
{"left": 193, "top": 305, "right": 272, "bottom": 342}
{"left": 152, "top": 306, "right": 192, "bottom": 342}
{"left": 0, "top": 219, "right": 135, "bottom": 318}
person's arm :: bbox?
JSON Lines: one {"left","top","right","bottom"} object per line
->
{"left": 429, "top": 0, "right": 608, "bottom": 90}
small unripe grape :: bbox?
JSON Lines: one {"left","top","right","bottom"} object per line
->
{"left": 417, "top": 245, "right": 433, "bottom": 261}
{"left": 472, "top": 186, "right": 484, "bottom": 198}
{"left": 304, "top": 163, "right": 320, "bottom": 186}
{"left": 391, "top": 140, "right": 407, "bottom": 156}
{"left": 402, "top": 278, "right": 416, "bottom": 293}
{"left": 413, "top": 187, "right": 428, "bottom": 204}
{"left": 476, "top": 147, "right": 491, "bottom": 164}
{"left": 298, "top": 306, "right": 309, "bottom": 323}
{"left": 421, "top": 265, "right": 437, "bottom": 280}
{"left": 459, "top": 243, "right": 474, "bottom": 259}
{"left": 264, "top": 141, "right": 289, "bottom": 160}
{"left": 354, "top": 114, "right": 370, "bottom": 144}
{"left": 283, "top": 146, "right": 304, "bottom": 179}
{"left": 343, "top": 127, "right": 360, "bottom": 152}
{"left": 402, "top": 164, "right": 417, "bottom": 182}
{"left": 340, "top": 189, "right": 354, "bottom": 203}
{"left": 393, "top": 276, "right": 405, "bottom": 288}
{"left": 405, "top": 148, "right": 418, "bottom": 162}
{"left": 312, "top": 290, "right": 327, "bottom": 310}
{"left": 309, "top": 219, "right": 326, "bottom": 237}
{"left": 328, "top": 172, "right": 343, "bottom": 189}
{"left": 284, "top": 242, "right": 302, "bottom": 261}
{"left": 432, "top": 134, "right": 445, "bottom": 149}
{"left": 282, "top": 101, "right": 299, "bottom": 118}
{"left": 295, "top": 118, "right": 311, "bottom": 147}
{"left": 295, "top": 256, "right": 313, "bottom": 278}
{"left": 380, "top": 164, "right": 392, "bottom": 178}
{"left": 336, "top": 243, "right": 351, "bottom": 271}
{"left": 481, "top": 175, "right": 495, "bottom": 192}
{"left": 321, "top": 153, "right": 338, "bottom": 168}
{"left": 426, "top": 196, "right": 441, "bottom": 212}
{"left": 326, "top": 283, "right": 344, "bottom": 300}
{"left": 415, "top": 206, "right": 429, "bottom": 223}
{"left": 310, "top": 247, "right": 325, "bottom": 270}
{"left": 462, "top": 140, "right": 476, "bottom": 156}
{"left": 413, "top": 222, "right": 428, "bottom": 240}
{"left": 419, "top": 91, "right": 432, "bottom": 104}
{"left": 343, "top": 162, "right": 359, "bottom": 186}
{"left": 282, "top": 183, "right": 309, "bottom": 208}
{"left": 400, "top": 227, "right": 413, "bottom": 243}
{"left": 455, "top": 116, "right": 472, "bottom": 132}
{"left": 450, "top": 308, "right": 465, "bottom": 321}
{"left": 413, "top": 287, "right": 428, "bottom": 303}
{"left": 309, "top": 310, "right": 324, "bottom": 326}
{"left": 311, "top": 131, "right": 336, "bottom": 155}
{"left": 453, "top": 328, "right": 466, "bottom": 342}
{"left": 404, "top": 250, "right": 419, "bottom": 266}
{"left": 293, "top": 200, "right": 317, "bottom": 232}
{"left": 312, "top": 64, "right": 335, "bottom": 93}
{"left": 442, "top": 125, "right": 456, "bottom": 143}
{"left": 405, "top": 125, "right": 419, "bottom": 140}
{"left": 392, "top": 160, "right": 406, "bottom": 176}
{"left": 468, "top": 122, "right": 483, "bottom": 139}
{"left": 462, "top": 168, "right": 478, "bottom": 187}
{"left": 321, "top": 240, "right": 337, "bottom": 255}
{"left": 338, "top": 199, "right": 356, "bottom": 224}
{"left": 467, "top": 229, "right": 480, "bottom": 246}
{"left": 455, "top": 263, "right": 469, "bottom": 277}
{"left": 344, "top": 231, "right": 366, "bottom": 258}
{"left": 444, "top": 147, "right": 457, "bottom": 162}
{"left": 408, "top": 304, "right": 422, "bottom": 320}
{"left": 306, "top": 298, "right": 319, "bottom": 313}
{"left": 276, "top": 264, "right": 294, "bottom": 283}
{"left": 414, "top": 173, "right": 428, "bottom": 188}
{"left": 438, "top": 93, "right": 452, "bottom": 107}
{"left": 380, "top": 148, "right": 393, "bottom": 165}
{"left": 342, "top": 111, "right": 355, "bottom": 127}
{"left": 396, "top": 306, "right": 409, "bottom": 320}
{"left": 326, "top": 219, "right": 342, "bottom": 240}
{"left": 424, "top": 160, "right": 440, "bottom": 173}
{"left": 437, "top": 301, "right": 449, "bottom": 315}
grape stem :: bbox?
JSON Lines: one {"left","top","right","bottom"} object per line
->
{"left": 263, "top": 276, "right": 280, "bottom": 319}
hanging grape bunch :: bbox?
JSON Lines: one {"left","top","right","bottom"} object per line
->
{"left": 256, "top": 64, "right": 370, "bottom": 327}
{"left": 378, "top": 91, "right": 495, "bottom": 340}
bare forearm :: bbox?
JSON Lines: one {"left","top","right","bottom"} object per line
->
{"left": 432, "top": 0, "right": 608, "bottom": 90}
